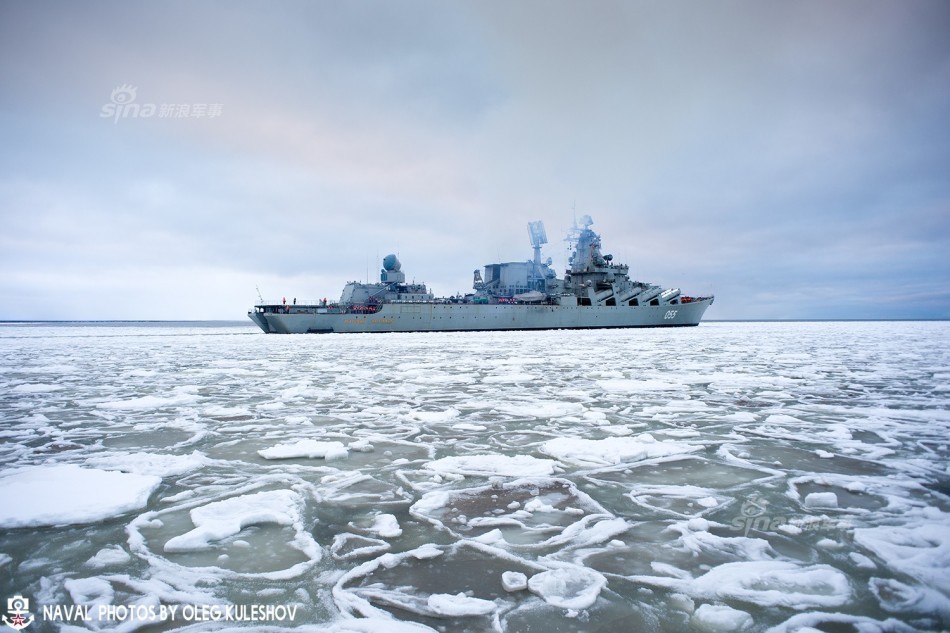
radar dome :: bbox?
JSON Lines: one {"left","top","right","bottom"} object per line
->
{"left": 382, "top": 254, "right": 401, "bottom": 272}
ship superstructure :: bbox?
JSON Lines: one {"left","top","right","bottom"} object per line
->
{"left": 249, "top": 217, "right": 713, "bottom": 333}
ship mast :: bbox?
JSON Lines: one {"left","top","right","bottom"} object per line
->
{"left": 527, "top": 220, "right": 548, "bottom": 291}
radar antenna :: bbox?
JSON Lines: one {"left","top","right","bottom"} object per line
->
{"left": 527, "top": 220, "right": 548, "bottom": 267}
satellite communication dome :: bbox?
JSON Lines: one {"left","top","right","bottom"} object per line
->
{"left": 382, "top": 254, "right": 401, "bottom": 272}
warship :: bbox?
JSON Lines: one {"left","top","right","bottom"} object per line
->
{"left": 249, "top": 216, "right": 714, "bottom": 334}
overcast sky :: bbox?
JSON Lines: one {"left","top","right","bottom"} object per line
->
{"left": 1, "top": 0, "right": 948, "bottom": 320}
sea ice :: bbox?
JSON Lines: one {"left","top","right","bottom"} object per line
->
{"left": 502, "top": 571, "right": 528, "bottom": 592}
{"left": 11, "top": 383, "right": 62, "bottom": 393}
{"left": 325, "top": 618, "right": 440, "bottom": 633}
{"left": 628, "top": 484, "right": 728, "bottom": 518}
{"left": 258, "top": 439, "right": 349, "bottom": 460}
{"left": 410, "top": 477, "right": 609, "bottom": 547}
{"left": 424, "top": 454, "right": 558, "bottom": 477}
{"left": 427, "top": 592, "right": 496, "bottom": 616}
{"left": 803, "top": 492, "right": 838, "bottom": 509}
{"left": 410, "top": 408, "right": 460, "bottom": 423}
{"left": 766, "top": 611, "right": 920, "bottom": 633}
{"left": 490, "top": 401, "right": 587, "bottom": 419}
{"left": 84, "top": 546, "right": 132, "bottom": 568}
{"left": 85, "top": 451, "right": 210, "bottom": 477}
{"left": 854, "top": 520, "right": 950, "bottom": 594}
{"left": 4, "top": 320, "right": 949, "bottom": 632}
{"left": 97, "top": 390, "right": 199, "bottom": 410}
{"left": 64, "top": 577, "right": 114, "bottom": 612}
{"left": 541, "top": 434, "right": 700, "bottom": 467}
{"left": 0, "top": 464, "right": 160, "bottom": 528}
{"left": 868, "top": 577, "right": 950, "bottom": 619}
{"left": 368, "top": 513, "right": 402, "bottom": 538}
{"left": 453, "top": 423, "right": 488, "bottom": 432}
{"left": 691, "top": 603, "right": 754, "bottom": 632}
{"left": 164, "top": 489, "right": 304, "bottom": 552}
{"left": 635, "top": 561, "right": 851, "bottom": 609}
{"left": 331, "top": 534, "right": 391, "bottom": 561}
{"left": 598, "top": 378, "right": 687, "bottom": 392}
{"left": 849, "top": 552, "right": 876, "bottom": 569}
{"left": 482, "top": 372, "right": 535, "bottom": 384}
{"left": 527, "top": 567, "right": 607, "bottom": 610}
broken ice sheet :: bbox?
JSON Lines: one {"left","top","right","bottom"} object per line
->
{"left": 410, "top": 477, "right": 623, "bottom": 549}
{"left": 334, "top": 542, "right": 539, "bottom": 624}
{"left": 130, "top": 486, "right": 321, "bottom": 578}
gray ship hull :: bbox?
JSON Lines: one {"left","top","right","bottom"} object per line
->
{"left": 249, "top": 217, "right": 715, "bottom": 334}
{"left": 250, "top": 298, "right": 713, "bottom": 334}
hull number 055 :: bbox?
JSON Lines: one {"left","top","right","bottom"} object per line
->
{"left": 664, "top": 310, "right": 678, "bottom": 320}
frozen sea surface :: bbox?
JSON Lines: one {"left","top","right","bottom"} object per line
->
{"left": 1, "top": 321, "right": 948, "bottom": 632}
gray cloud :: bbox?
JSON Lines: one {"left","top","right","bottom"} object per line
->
{"left": 1, "top": 0, "right": 948, "bottom": 320}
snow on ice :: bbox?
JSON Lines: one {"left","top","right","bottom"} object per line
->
{"left": 164, "top": 489, "right": 306, "bottom": 552}
{"left": 2, "top": 321, "right": 949, "bottom": 632}
{"left": 540, "top": 434, "right": 701, "bottom": 467}
{"left": 527, "top": 567, "right": 608, "bottom": 609}
{"left": 424, "top": 454, "right": 558, "bottom": 477}
{"left": 0, "top": 464, "right": 160, "bottom": 528}
{"left": 258, "top": 439, "right": 349, "bottom": 461}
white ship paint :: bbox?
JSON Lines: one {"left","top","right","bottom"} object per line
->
{"left": 249, "top": 216, "right": 714, "bottom": 334}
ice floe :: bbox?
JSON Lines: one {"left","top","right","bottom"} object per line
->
{"left": 634, "top": 560, "right": 852, "bottom": 609}
{"left": 691, "top": 603, "right": 754, "bottom": 632}
{"left": 96, "top": 389, "right": 200, "bottom": 410}
{"left": 367, "top": 513, "right": 402, "bottom": 538}
{"left": 527, "top": 566, "right": 607, "bottom": 609}
{"left": 331, "top": 534, "right": 391, "bottom": 561}
{"left": 502, "top": 571, "right": 528, "bottom": 592}
{"left": 128, "top": 483, "right": 323, "bottom": 581}
{"left": 164, "top": 489, "right": 307, "bottom": 553}
{"left": 424, "top": 454, "right": 558, "bottom": 477}
{"left": 4, "top": 321, "right": 950, "bottom": 631}
{"left": 324, "top": 619, "right": 440, "bottom": 632}
{"left": 540, "top": 434, "right": 701, "bottom": 467}
{"left": 258, "top": 439, "right": 349, "bottom": 460}
{"left": 84, "top": 546, "right": 132, "bottom": 569}
{"left": 410, "top": 477, "right": 616, "bottom": 549}
{"left": 854, "top": 516, "right": 950, "bottom": 612}
{"left": 84, "top": 450, "right": 210, "bottom": 477}
{"left": 427, "top": 592, "right": 496, "bottom": 616}
{"left": 0, "top": 464, "right": 160, "bottom": 528}
{"left": 803, "top": 491, "right": 839, "bottom": 509}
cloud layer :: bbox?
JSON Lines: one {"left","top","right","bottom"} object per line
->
{"left": 1, "top": 0, "right": 948, "bottom": 319}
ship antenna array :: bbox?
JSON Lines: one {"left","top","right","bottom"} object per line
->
{"left": 564, "top": 212, "right": 583, "bottom": 269}
{"left": 527, "top": 220, "right": 548, "bottom": 289}
{"left": 256, "top": 286, "right": 264, "bottom": 304}
{"left": 527, "top": 220, "right": 548, "bottom": 266}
